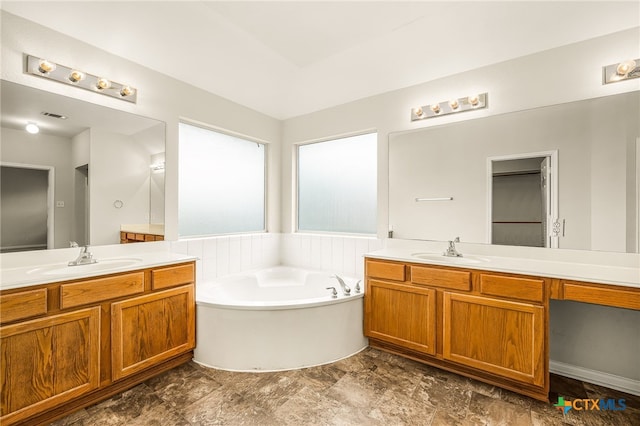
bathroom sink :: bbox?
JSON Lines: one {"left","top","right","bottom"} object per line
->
{"left": 27, "top": 258, "right": 143, "bottom": 276}
{"left": 411, "top": 253, "right": 490, "bottom": 265}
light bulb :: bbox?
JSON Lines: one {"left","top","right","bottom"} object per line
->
{"left": 38, "top": 59, "right": 56, "bottom": 74}
{"left": 430, "top": 104, "right": 441, "bottom": 114}
{"left": 468, "top": 94, "right": 480, "bottom": 106}
{"left": 68, "top": 70, "right": 85, "bottom": 83}
{"left": 414, "top": 107, "right": 423, "bottom": 117}
{"left": 96, "top": 78, "right": 110, "bottom": 90}
{"left": 120, "top": 86, "right": 134, "bottom": 97}
{"left": 616, "top": 60, "right": 637, "bottom": 76}
{"left": 26, "top": 122, "right": 40, "bottom": 134}
{"left": 449, "top": 99, "right": 459, "bottom": 110}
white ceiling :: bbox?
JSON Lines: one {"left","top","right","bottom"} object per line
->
{"left": 2, "top": 1, "right": 639, "bottom": 120}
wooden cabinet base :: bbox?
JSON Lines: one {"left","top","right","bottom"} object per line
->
{"left": 12, "top": 351, "right": 193, "bottom": 426}
{"left": 369, "top": 339, "right": 549, "bottom": 402}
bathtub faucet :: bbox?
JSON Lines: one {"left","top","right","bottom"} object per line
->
{"left": 326, "top": 287, "right": 338, "bottom": 298}
{"left": 331, "top": 275, "right": 351, "bottom": 296}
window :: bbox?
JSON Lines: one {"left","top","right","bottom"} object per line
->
{"left": 179, "top": 122, "right": 265, "bottom": 237}
{"left": 297, "top": 132, "right": 377, "bottom": 234}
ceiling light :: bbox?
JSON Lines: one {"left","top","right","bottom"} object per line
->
{"left": 468, "top": 95, "right": 480, "bottom": 106}
{"left": 449, "top": 100, "right": 459, "bottom": 110}
{"left": 25, "top": 122, "right": 40, "bottom": 134}
{"left": 430, "top": 104, "right": 441, "bottom": 114}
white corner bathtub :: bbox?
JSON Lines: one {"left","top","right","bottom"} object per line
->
{"left": 194, "top": 266, "right": 368, "bottom": 372}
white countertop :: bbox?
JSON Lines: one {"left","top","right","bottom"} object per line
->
{"left": 366, "top": 247, "right": 640, "bottom": 289}
{"left": 0, "top": 242, "right": 196, "bottom": 291}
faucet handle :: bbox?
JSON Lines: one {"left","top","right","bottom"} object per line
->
{"left": 354, "top": 280, "right": 361, "bottom": 293}
{"left": 454, "top": 236, "right": 460, "bottom": 243}
{"left": 326, "top": 287, "right": 338, "bottom": 298}
{"left": 69, "top": 241, "right": 79, "bottom": 248}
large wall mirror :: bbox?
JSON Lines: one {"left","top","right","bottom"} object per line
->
{"left": 1, "top": 80, "right": 165, "bottom": 252}
{"left": 389, "top": 91, "right": 640, "bottom": 253}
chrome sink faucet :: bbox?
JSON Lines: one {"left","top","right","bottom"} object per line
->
{"left": 444, "top": 237, "right": 463, "bottom": 257}
{"left": 69, "top": 245, "right": 98, "bottom": 266}
{"left": 331, "top": 275, "right": 351, "bottom": 296}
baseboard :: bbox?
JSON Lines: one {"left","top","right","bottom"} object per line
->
{"left": 550, "top": 360, "right": 640, "bottom": 396}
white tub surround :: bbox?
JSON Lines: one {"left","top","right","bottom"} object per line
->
{"left": 0, "top": 241, "right": 196, "bottom": 289}
{"left": 195, "top": 266, "right": 367, "bottom": 371}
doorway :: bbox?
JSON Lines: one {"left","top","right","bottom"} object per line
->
{"left": 1, "top": 164, "right": 54, "bottom": 252}
{"left": 487, "top": 151, "right": 558, "bottom": 248}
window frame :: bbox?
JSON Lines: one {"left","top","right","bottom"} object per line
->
{"left": 294, "top": 130, "right": 378, "bottom": 236}
{"left": 178, "top": 119, "right": 269, "bottom": 238}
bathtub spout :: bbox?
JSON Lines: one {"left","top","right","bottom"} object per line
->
{"left": 331, "top": 275, "right": 351, "bottom": 295}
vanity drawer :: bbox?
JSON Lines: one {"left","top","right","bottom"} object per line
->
{"left": 60, "top": 272, "right": 145, "bottom": 309}
{"left": 366, "top": 260, "right": 406, "bottom": 282}
{"left": 152, "top": 263, "right": 195, "bottom": 290}
{"left": 0, "top": 288, "right": 48, "bottom": 324}
{"left": 562, "top": 281, "right": 640, "bottom": 310}
{"left": 480, "top": 274, "right": 544, "bottom": 303}
{"left": 411, "top": 266, "right": 471, "bottom": 291}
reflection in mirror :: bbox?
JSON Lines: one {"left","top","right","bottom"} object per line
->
{"left": 490, "top": 155, "right": 553, "bottom": 248}
{"left": 389, "top": 91, "right": 639, "bottom": 253}
{"left": 0, "top": 80, "right": 165, "bottom": 252}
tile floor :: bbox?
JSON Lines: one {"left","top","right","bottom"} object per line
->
{"left": 51, "top": 348, "right": 639, "bottom": 425}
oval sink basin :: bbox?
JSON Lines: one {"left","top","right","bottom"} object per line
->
{"left": 27, "top": 258, "right": 143, "bottom": 276}
{"left": 411, "top": 253, "right": 490, "bottom": 265}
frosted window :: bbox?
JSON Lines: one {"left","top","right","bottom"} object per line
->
{"left": 179, "top": 123, "right": 265, "bottom": 236}
{"left": 297, "top": 133, "right": 377, "bottom": 234}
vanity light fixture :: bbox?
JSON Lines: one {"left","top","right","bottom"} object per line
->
{"left": 603, "top": 58, "right": 639, "bottom": 84}
{"left": 37, "top": 59, "right": 56, "bottom": 74}
{"left": 411, "top": 93, "right": 487, "bottom": 121}
{"left": 25, "top": 54, "right": 138, "bottom": 103}
{"left": 25, "top": 122, "right": 40, "bottom": 134}
{"left": 68, "top": 70, "right": 85, "bottom": 83}
{"left": 96, "top": 78, "right": 110, "bottom": 90}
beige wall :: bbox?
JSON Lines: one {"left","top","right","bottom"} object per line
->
{"left": 281, "top": 27, "right": 640, "bottom": 239}
{"left": 1, "top": 11, "right": 282, "bottom": 240}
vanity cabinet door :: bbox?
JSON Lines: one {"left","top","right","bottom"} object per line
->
{"left": 0, "top": 307, "right": 100, "bottom": 425}
{"left": 111, "top": 285, "right": 195, "bottom": 381}
{"left": 442, "top": 292, "right": 545, "bottom": 386}
{"left": 365, "top": 279, "right": 436, "bottom": 355}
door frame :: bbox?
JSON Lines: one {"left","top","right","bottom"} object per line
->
{"left": 1, "top": 161, "right": 55, "bottom": 249}
{"left": 486, "top": 150, "right": 559, "bottom": 248}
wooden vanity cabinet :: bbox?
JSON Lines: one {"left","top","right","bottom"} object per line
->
{"left": 0, "top": 261, "right": 196, "bottom": 426}
{"left": 365, "top": 279, "right": 437, "bottom": 355}
{"left": 0, "top": 307, "right": 101, "bottom": 425}
{"left": 112, "top": 284, "right": 195, "bottom": 381}
{"left": 365, "top": 258, "right": 549, "bottom": 401}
